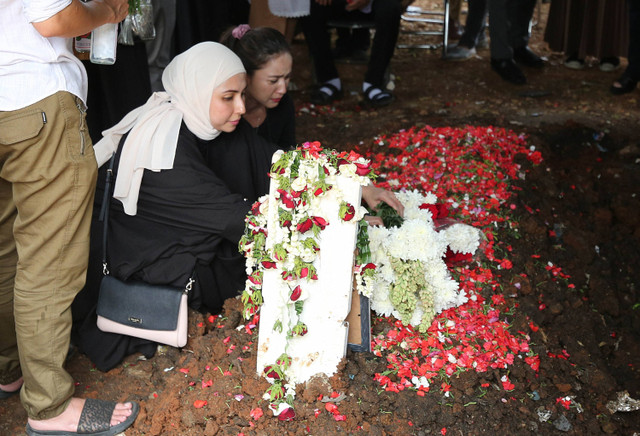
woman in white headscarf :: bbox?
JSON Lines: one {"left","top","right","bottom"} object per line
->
{"left": 73, "top": 42, "right": 280, "bottom": 371}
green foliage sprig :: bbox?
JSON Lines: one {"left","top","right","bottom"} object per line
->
{"left": 371, "top": 202, "right": 404, "bottom": 228}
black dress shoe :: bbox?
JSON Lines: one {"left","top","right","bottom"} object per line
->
{"left": 610, "top": 74, "right": 638, "bottom": 95}
{"left": 513, "top": 46, "right": 546, "bottom": 68}
{"left": 491, "top": 58, "right": 526, "bottom": 85}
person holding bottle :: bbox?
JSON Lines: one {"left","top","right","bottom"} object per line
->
{"left": 0, "top": 1, "right": 140, "bottom": 435}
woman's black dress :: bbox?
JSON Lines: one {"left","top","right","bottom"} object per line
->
{"left": 72, "top": 119, "right": 279, "bottom": 371}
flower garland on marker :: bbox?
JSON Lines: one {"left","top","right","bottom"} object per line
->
{"left": 239, "top": 141, "right": 375, "bottom": 417}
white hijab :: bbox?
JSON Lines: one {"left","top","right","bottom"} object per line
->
{"left": 93, "top": 42, "right": 246, "bottom": 215}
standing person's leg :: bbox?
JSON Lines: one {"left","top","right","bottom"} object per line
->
{"left": 0, "top": 179, "right": 21, "bottom": 396}
{"left": 449, "top": 0, "right": 464, "bottom": 39}
{"left": 627, "top": 0, "right": 640, "bottom": 79}
{"left": 0, "top": 91, "right": 138, "bottom": 433}
{"left": 612, "top": 0, "right": 640, "bottom": 93}
{"left": 302, "top": 0, "right": 344, "bottom": 103}
{"left": 488, "top": 0, "right": 512, "bottom": 60}
{"left": 147, "top": 0, "right": 177, "bottom": 92}
{"left": 363, "top": 0, "right": 402, "bottom": 106}
{"left": 1, "top": 91, "right": 95, "bottom": 418}
{"left": 445, "top": 0, "right": 488, "bottom": 60}
{"left": 507, "top": 0, "right": 536, "bottom": 50}
{"left": 460, "top": 0, "right": 488, "bottom": 49}
{"left": 509, "top": 0, "right": 544, "bottom": 67}
{"left": 488, "top": 0, "right": 527, "bottom": 84}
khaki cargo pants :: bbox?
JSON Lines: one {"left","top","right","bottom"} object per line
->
{"left": 0, "top": 91, "right": 97, "bottom": 420}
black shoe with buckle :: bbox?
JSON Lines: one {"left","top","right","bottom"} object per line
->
{"left": 513, "top": 46, "right": 545, "bottom": 68}
{"left": 491, "top": 58, "right": 526, "bottom": 85}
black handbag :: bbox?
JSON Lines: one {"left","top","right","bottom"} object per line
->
{"left": 95, "top": 154, "right": 192, "bottom": 348}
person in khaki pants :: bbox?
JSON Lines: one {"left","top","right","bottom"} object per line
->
{"left": 0, "top": 1, "right": 139, "bottom": 435}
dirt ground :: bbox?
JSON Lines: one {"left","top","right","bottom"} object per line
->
{"left": 2, "top": 2, "right": 640, "bottom": 435}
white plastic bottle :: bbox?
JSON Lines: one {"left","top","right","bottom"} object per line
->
{"left": 90, "top": 22, "right": 118, "bottom": 65}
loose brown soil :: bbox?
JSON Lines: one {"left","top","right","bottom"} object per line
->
{"left": 2, "top": 2, "right": 639, "bottom": 435}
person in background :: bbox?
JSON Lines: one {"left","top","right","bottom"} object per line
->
{"left": 334, "top": 27, "right": 371, "bottom": 63}
{"left": 611, "top": 0, "right": 639, "bottom": 95}
{"left": 173, "top": 0, "right": 250, "bottom": 54}
{"left": 488, "top": 0, "right": 545, "bottom": 85}
{"left": 448, "top": 0, "right": 464, "bottom": 40}
{"left": 0, "top": 1, "right": 139, "bottom": 435}
{"left": 220, "top": 25, "right": 296, "bottom": 149}
{"left": 544, "top": 0, "right": 628, "bottom": 72}
{"left": 146, "top": 0, "right": 177, "bottom": 92}
{"left": 444, "top": 0, "right": 488, "bottom": 61}
{"left": 301, "top": 0, "right": 403, "bottom": 107}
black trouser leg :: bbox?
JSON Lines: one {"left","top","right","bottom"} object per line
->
{"left": 364, "top": 0, "right": 402, "bottom": 87}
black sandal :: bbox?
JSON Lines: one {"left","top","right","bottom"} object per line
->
{"left": 26, "top": 399, "right": 139, "bottom": 436}
{"left": 610, "top": 74, "right": 638, "bottom": 95}
{"left": 362, "top": 85, "right": 395, "bottom": 108}
{"left": 310, "top": 82, "right": 343, "bottom": 105}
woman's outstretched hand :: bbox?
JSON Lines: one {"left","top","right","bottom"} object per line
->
{"left": 364, "top": 215, "right": 384, "bottom": 227}
{"left": 361, "top": 186, "right": 404, "bottom": 217}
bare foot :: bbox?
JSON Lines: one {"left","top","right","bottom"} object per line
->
{"left": 0, "top": 376, "right": 23, "bottom": 392}
{"left": 27, "top": 398, "right": 134, "bottom": 432}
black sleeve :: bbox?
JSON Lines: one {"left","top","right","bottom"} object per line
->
{"left": 259, "top": 93, "right": 297, "bottom": 150}
{"left": 278, "top": 93, "right": 297, "bottom": 149}
{"left": 114, "top": 126, "right": 252, "bottom": 243}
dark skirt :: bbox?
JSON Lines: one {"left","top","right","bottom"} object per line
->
{"left": 544, "top": 0, "right": 629, "bottom": 59}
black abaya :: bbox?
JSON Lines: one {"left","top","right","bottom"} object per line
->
{"left": 72, "top": 120, "right": 279, "bottom": 371}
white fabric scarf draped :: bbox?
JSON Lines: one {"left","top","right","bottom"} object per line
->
{"left": 93, "top": 42, "right": 246, "bottom": 215}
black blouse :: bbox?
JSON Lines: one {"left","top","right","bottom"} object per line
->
{"left": 256, "top": 93, "right": 296, "bottom": 150}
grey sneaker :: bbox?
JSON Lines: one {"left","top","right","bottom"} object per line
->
{"left": 444, "top": 45, "right": 476, "bottom": 61}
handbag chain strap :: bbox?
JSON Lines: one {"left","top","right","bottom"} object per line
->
{"left": 99, "top": 153, "right": 194, "bottom": 295}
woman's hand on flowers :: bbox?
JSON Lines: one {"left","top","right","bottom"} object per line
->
{"left": 362, "top": 186, "right": 404, "bottom": 217}
{"left": 364, "top": 215, "right": 384, "bottom": 227}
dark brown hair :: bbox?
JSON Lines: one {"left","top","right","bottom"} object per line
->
{"left": 220, "top": 26, "right": 291, "bottom": 76}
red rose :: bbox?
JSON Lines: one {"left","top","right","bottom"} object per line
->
{"left": 436, "top": 203, "right": 449, "bottom": 218}
{"left": 314, "top": 187, "right": 324, "bottom": 196}
{"left": 281, "top": 270, "right": 294, "bottom": 281}
{"left": 247, "top": 273, "right": 262, "bottom": 285}
{"left": 261, "top": 260, "right": 276, "bottom": 269}
{"left": 276, "top": 355, "right": 291, "bottom": 366}
{"left": 419, "top": 203, "right": 439, "bottom": 218}
{"left": 278, "top": 407, "right": 296, "bottom": 421}
{"left": 343, "top": 203, "right": 355, "bottom": 221}
{"left": 354, "top": 162, "right": 371, "bottom": 176}
{"left": 361, "top": 262, "right": 376, "bottom": 271}
{"left": 263, "top": 366, "right": 280, "bottom": 380}
{"left": 277, "top": 189, "right": 295, "bottom": 209}
{"left": 312, "top": 216, "right": 328, "bottom": 229}
{"left": 290, "top": 285, "right": 302, "bottom": 301}
{"left": 251, "top": 201, "right": 261, "bottom": 215}
{"left": 444, "top": 248, "right": 472, "bottom": 265}
{"left": 296, "top": 218, "right": 313, "bottom": 233}
{"left": 299, "top": 267, "right": 309, "bottom": 278}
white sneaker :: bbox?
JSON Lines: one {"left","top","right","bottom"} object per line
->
{"left": 444, "top": 45, "right": 476, "bottom": 61}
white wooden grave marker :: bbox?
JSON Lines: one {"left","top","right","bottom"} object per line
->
{"left": 256, "top": 172, "right": 362, "bottom": 384}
